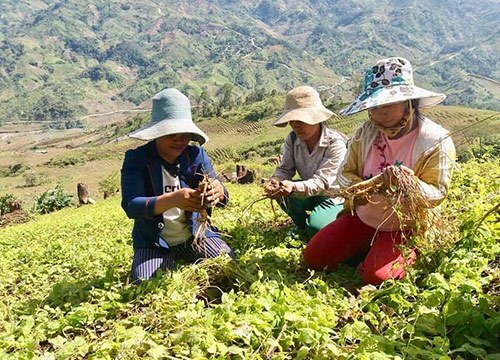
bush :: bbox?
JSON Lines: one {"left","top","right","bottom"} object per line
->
{"left": 112, "top": 113, "right": 149, "bottom": 138}
{"left": 0, "top": 163, "right": 29, "bottom": 177}
{"left": 0, "top": 193, "right": 21, "bottom": 216}
{"left": 46, "top": 119, "right": 85, "bottom": 130}
{"left": 241, "top": 139, "right": 284, "bottom": 159}
{"left": 98, "top": 171, "right": 120, "bottom": 199}
{"left": 458, "top": 135, "right": 500, "bottom": 162}
{"left": 23, "top": 172, "right": 42, "bottom": 187}
{"left": 46, "top": 156, "right": 84, "bottom": 168}
{"left": 32, "top": 185, "right": 74, "bottom": 214}
{"left": 31, "top": 93, "right": 80, "bottom": 122}
{"left": 80, "top": 65, "right": 123, "bottom": 86}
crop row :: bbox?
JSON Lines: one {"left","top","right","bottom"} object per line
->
{"left": 0, "top": 158, "right": 498, "bottom": 359}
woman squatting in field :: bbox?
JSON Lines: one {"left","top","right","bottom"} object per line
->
{"left": 265, "top": 86, "right": 348, "bottom": 239}
{"left": 303, "top": 57, "right": 456, "bottom": 285}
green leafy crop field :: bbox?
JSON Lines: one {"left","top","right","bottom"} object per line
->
{"left": 0, "top": 158, "right": 498, "bottom": 359}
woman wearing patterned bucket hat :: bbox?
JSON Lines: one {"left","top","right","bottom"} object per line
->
{"left": 303, "top": 57, "right": 456, "bottom": 285}
{"left": 121, "top": 88, "right": 234, "bottom": 283}
{"left": 265, "top": 86, "right": 348, "bottom": 239}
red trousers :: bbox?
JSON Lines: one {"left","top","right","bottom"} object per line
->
{"left": 303, "top": 213, "right": 416, "bottom": 285}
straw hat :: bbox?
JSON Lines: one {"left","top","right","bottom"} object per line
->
{"left": 273, "top": 86, "right": 334, "bottom": 127}
{"left": 340, "top": 57, "right": 445, "bottom": 116}
{"left": 129, "top": 88, "right": 208, "bottom": 145}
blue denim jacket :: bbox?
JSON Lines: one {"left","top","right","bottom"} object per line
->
{"left": 121, "top": 141, "right": 228, "bottom": 249}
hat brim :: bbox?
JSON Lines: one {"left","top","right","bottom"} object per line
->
{"left": 340, "top": 85, "right": 446, "bottom": 116}
{"left": 273, "top": 106, "right": 334, "bottom": 127}
{"left": 128, "top": 118, "right": 209, "bottom": 145}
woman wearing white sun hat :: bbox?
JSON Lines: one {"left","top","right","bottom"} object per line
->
{"left": 266, "top": 86, "right": 348, "bottom": 239}
{"left": 303, "top": 57, "right": 456, "bottom": 285}
{"left": 121, "top": 88, "right": 234, "bottom": 283}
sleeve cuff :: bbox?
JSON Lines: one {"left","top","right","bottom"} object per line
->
{"left": 293, "top": 181, "right": 304, "bottom": 193}
{"left": 145, "top": 196, "right": 158, "bottom": 218}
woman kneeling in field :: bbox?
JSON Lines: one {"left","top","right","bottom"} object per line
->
{"left": 121, "top": 88, "right": 234, "bottom": 283}
{"left": 303, "top": 57, "right": 456, "bottom": 285}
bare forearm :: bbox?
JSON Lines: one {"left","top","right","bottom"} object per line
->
{"left": 153, "top": 192, "right": 178, "bottom": 215}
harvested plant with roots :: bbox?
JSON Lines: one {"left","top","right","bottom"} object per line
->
{"left": 193, "top": 173, "right": 215, "bottom": 249}
{"left": 339, "top": 166, "right": 451, "bottom": 251}
{"left": 241, "top": 178, "right": 284, "bottom": 219}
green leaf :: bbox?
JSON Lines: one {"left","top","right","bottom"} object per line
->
{"left": 298, "top": 328, "right": 317, "bottom": 345}
{"left": 296, "top": 346, "right": 309, "bottom": 360}
{"left": 451, "top": 343, "right": 489, "bottom": 359}
{"left": 146, "top": 344, "right": 168, "bottom": 359}
{"left": 228, "top": 345, "right": 244, "bottom": 355}
{"left": 48, "top": 335, "right": 67, "bottom": 349}
{"left": 18, "top": 316, "right": 35, "bottom": 338}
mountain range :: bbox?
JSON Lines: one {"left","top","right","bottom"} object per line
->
{"left": 0, "top": 0, "right": 499, "bottom": 125}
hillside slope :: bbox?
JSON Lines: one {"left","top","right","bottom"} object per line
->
{"left": 0, "top": 159, "right": 498, "bottom": 358}
{"left": 0, "top": 97, "right": 498, "bottom": 207}
{"left": 0, "top": 0, "right": 498, "bottom": 126}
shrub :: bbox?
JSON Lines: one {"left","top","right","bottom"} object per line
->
{"left": 98, "top": 171, "right": 120, "bottom": 199}
{"left": 0, "top": 163, "right": 29, "bottom": 177}
{"left": 31, "top": 93, "right": 81, "bottom": 122}
{"left": 241, "top": 139, "right": 284, "bottom": 159}
{"left": 23, "top": 172, "right": 42, "bottom": 187}
{"left": 458, "top": 135, "right": 500, "bottom": 162}
{"left": 46, "top": 119, "right": 85, "bottom": 130}
{"left": 0, "top": 193, "right": 21, "bottom": 216}
{"left": 46, "top": 156, "right": 84, "bottom": 168}
{"left": 32, "top": 185, "right": 74, "bottom": 214}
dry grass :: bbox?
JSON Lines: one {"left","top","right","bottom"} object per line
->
{"left": 240, "top": 178, "right": 283, "bottom": 218}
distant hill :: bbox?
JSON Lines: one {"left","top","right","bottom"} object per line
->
{"left": 0, "top": 0, "right": 499, "bottom": 125}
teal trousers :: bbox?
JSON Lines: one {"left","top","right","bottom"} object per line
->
{"left": 279, "top": 196, "right": 344, "bottom": 238}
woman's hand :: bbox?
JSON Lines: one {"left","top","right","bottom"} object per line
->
{"left": 278, "top": 180, "right": 295, "bottom": 196}
{"left": 264, "top": 178, "right": 294, "bottom": 198}
{"left": 382, "top": 165, "right": 414, "bottom": 189}
{"left": 169, "top": 188, "right": 204, "bottom": 212}
{"left": 205, "top": 179, "right": 226, "bottom": 206}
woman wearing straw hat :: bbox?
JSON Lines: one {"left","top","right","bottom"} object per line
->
{"left": 303, "top": 57, "right": 456, "bottom": 285}
{"left": 121, "top": 88, "right": 234, "bottom": 283}
{"left": 265, "top": 86, "right": 348, "bottom": 239}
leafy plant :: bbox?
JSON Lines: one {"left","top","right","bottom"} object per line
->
{"left": 0, "top": 193, "right": 20, "bottom": 216}
{"left": 458, "top": 135, "right": 500, "bottom": 162}
{"left": 0, "top": 163, "right": 29, "bottom": 177}
{"left": 22, "top": 171, "right": 42, "bottom": 187}
{"left": 98, "top": 171, "right": 120, "bottom": 199}
{"left": 0, "top": 157, "right": 497, "bottom": 359}
{"left": 32, "top": 185, "right": 74, "bottom": 214}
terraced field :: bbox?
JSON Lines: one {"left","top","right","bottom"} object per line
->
{"left": 0, "top": 102, "right": 497, "bottom": 207}
{"left": 200, "top": 105, "right": 499, "bottom": 164}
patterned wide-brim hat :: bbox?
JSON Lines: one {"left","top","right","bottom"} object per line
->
{"left": 273, "top": 86, "right": 334, "bottom": 127}
{"left": 129, "top": 88, "right": 208, "bottom": 145}
{"left": 340, "top": 57, "right": 445, "bottom": 116}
